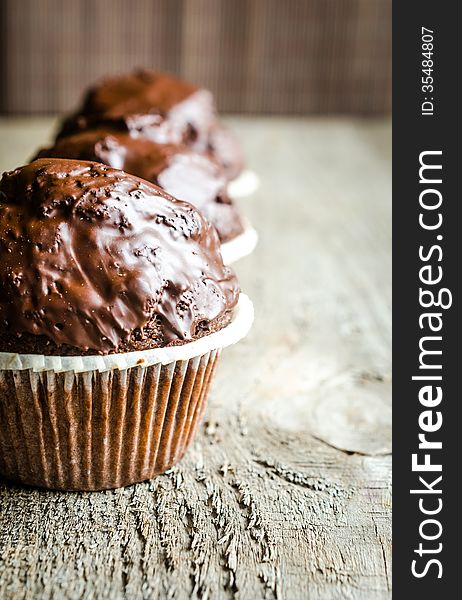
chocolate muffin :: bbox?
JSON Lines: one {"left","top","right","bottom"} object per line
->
{"left": 0, "top": 158, "right": 239, "bottom": 355}
{"left": 35, "top": 128, "right": 245, "bottom": 243}
{"left": 0, "top": 159, "right": 254, "bottom": 490}
{"left": 57, "top": 69, "right": 215, "bottom": 149}
{"left": 56, "top": 69, "right": 245, "bottom": 181}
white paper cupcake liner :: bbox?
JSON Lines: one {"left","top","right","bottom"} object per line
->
{"left": 0, "top": 294, "right": 254, "bottom": 373}
{"left": 221, "top": 221, "right": 258, "bottom": 264}
{"left": 227, "top": 169, "right": 260, "bottom": 199}
{"left": 0, "top": 294, "right": 254, "bottom": 490}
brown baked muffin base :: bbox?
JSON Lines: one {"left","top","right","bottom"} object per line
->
{"left": 0, "top": 311, "right": 233, "bottom": 356}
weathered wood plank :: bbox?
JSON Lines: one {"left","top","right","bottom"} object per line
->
{"left": 0, "top": 117, "right": 391, "bottom": 599}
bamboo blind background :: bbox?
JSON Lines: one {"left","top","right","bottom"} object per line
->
{"left": 0, "top": 0, "right": 391, "bottom": 116}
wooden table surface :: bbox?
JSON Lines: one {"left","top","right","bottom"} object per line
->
{"left": 0, "top": 117, "right": 391, "bottom": 600}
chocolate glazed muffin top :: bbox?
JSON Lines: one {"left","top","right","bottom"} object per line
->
{"left": 57, "top": 69, "right": 216, "bottom": 148}
{"left": 56, "top": 69, "right": 245, "bottom": 181}
{"left": 0, "top": 158, "right": 240, "bottom": 355}
{"left": 35, "top": 129, "right": 245, "bottom": 243}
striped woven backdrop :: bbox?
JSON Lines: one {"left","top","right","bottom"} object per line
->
{"left": 0, "top": 0, "right": 391, "bottom": 115}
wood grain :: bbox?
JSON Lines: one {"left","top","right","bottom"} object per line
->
{"left": 0, "top": 117, "right": 391, "bottom": 599}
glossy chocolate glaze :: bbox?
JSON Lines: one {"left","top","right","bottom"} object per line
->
{"left": 57, "top": 70, "right": 215, "bottom": 148}
{"left": 56, "top": 69, "right": 245, "bottom": 180}
{"left": 0, "top": 159, "right": 239, "bottom": 354}
{"left": 35, "top": 129, "right": 245, "bottom": 242}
